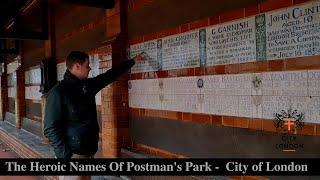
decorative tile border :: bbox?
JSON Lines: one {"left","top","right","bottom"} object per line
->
{"left": 129, "top": 70, "right": 320, "bottom": 124}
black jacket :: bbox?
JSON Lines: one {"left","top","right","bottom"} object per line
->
{"left": 44, "top": 59, "right": 135, "bottom": 158}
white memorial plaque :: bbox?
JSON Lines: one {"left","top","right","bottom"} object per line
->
{"left": 252, "top": 97, "right": 263, "bottom": 119}
{"left": 202, "top": 75, "right": 223, "bottom": 96}
{"left": 238, "top": 96, "right": 253, "bottom": 118}
{"left": 8, "top": 87, "right": 16, "bottom": 98}
{"left": 129, "top": 94, "right": 144, "bottom": 108}
{"left": 141, "top": 79, "right": 160, "bottom": 95}
{"left": 162, "top": 30, "right": 200, "bottom": 70}
{"left": 262, "top": 96, "right": 304, "bottom": 119}
{"left": 57, "top": 62, "right": 66, "bottom": 81}
{"left": 203, "top": 94, "right": 220, "bottom": 114}
{"left": 129, "top": 79, "right": 161, "bottom": 109}
{"left": 128, "top": 70, "right": 320, "bottom": 122}
{"left": 266, "top": 1, "right": 320, "bottom": 60}
{"left": 33, "top": 68, "right": 41, "bottom": 84}
{"left": 262, "top": 96, "right": 281, "bottom": 119}
{"left": 95, "top": 92, "right": 101, "bottom": 105}
{"left": 167, "top": 77, "right": 199, "bottom": 95}
{"left": 308, "top": 70, "right": 320, "bottom": 97}
{"left": 206, "top": 17, "right": 256, "bottom": 65}
{"left": 25, "top": 86, "right": 42, "bottom": 100}
{"left": 174, "top": 94, "right": 199, "bottom": 113}
{"left": 130, "top": 40, "right": 159, "bottom": 73}
{"left": 7, "top": 61, "right": 19, "bottom": 74}
{"left": 220, "top": 96, "right": 239, "bottom": 117}
{"left": 89, "top": 54, "right": 100, "bottom": 78}
{"left": 270, "top": 71, "right": 308, "bottom": 96}
{"left": 25, "top": 71, "right": 30, "bottom": 84}
{"left": 309, "top": 97, "right": 320, "bottom": 123}
{"left": 221, "top": 74, "right": 252, "bottom": 96}
{"left": 261, "top": 73, "right": 273, "bottom": 96}
{"left": 162, "top": 93, "right": 173, "bottom": 111}
{"left": 25, "top": 87, "right": 31, "bottom": 99}
{"left": 145, "top": 94, "right": 162, "bottom": 110}
{"left": 25, "top": 68, "right": 41, "bottom": 85}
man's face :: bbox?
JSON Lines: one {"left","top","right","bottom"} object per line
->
{"left": 72, "top": 59, "right": 91, "bottom": 79}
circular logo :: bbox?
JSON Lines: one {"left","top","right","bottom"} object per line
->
{"left": 197, "top": 78, "right": 204, "bottom": 88}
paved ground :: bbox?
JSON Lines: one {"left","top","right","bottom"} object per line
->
{"left": 0, "top": 140, "right": 39, "bottom": 180}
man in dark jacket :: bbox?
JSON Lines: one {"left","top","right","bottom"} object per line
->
{"left": 44, "top": 51, "right": 143, "bottom": 159}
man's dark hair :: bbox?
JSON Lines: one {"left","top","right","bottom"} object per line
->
{"left": 66, "top": 51, "right": 89, "bottom": 70}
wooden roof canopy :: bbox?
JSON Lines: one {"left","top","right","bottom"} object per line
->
{"left": 0, "top": 0, "right": 115, "bottom": 55}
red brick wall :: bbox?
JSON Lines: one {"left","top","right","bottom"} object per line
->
{"left": 127, "top": 0, "right": 266, "bottom": 37}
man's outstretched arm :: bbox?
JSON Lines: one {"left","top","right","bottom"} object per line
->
{"left": 88, "top": 53, "right": 145, "bottom": 95}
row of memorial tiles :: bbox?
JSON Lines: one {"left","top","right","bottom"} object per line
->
{"left": 129, "top": 70, "right": 320, "bottom": 96}
{"left": 25, "top": 68, "right": 41, "bottom": 85}
{"left": 8, "top": 85, "right": 102, "bottom": 105}
{"left": 128, "top": 70, "right": 320, "bottom": 123}
{"left": 25, "top": 63, "right": 103, "bottom": 104}
{"left": 129, "top": 0, "right": 320, "bottom": 73}
{"left": 7, "top": 86, "right": 42, "bottom": 101}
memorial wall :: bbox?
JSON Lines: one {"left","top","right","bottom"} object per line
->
{"left": 22, "top": 66, "right": 43, "bottom": 136}
{"left": 7, "top": 61, "right": 18, "bottom": 115}
{"left": 5, "top": 61, "right": 18, "bottom": 126}
{"left": 129, "top": 1, "right": 320, "bottom": 126}
{"left": 25, "top": 67, "right": 42, "bottom": 101}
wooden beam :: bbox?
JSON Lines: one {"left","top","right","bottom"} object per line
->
{"left": 63, "top": 0, "right": 115, "bottom": 9}
{"left": 0, "top": 31, "right": 48, "bottom": 40}
{"left": 0, "top": 49, "right": 19, "bottom": 55}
